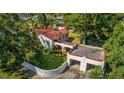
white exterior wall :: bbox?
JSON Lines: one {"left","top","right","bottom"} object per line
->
{"left": 86, "top": 58, "right": 104, "bottom": 66}
{"left": 58, "top": 26, "right": 65, "bottom": 30}
{"left": 67, "top": 53, "right": 71, "bottom": 66}
{"left": 38, "top": 35, "right": 54, "bottom": 50}
{"left": 67, "top": 54, "right": 105, "bottom": 72}
{"left": 55, "top": 42, "right": 74, "bottom": 52}
{"left": 67, "top": 54, "right": 84, "bottom": 62}
{"left": 22, "top": 61, "right": 68, "bottom": 78}
{"left": 55, "top": 42, "right": 74, "bottom": 49}
{"left": 80, "top": 60, "right": 87, "bottom": 71}
{"left": 38, "top": 34, "right": 67, "bottom": 50}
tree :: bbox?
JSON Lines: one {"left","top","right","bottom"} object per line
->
{"left": 0, "top": 13, "right": 43, "bottom": 70}
{"left": 107, "top": 66, "right": 124, "bottom": 79}
{"left": 103, "top": 23, "right": 124, "bottom": 68}
{"left": 89, "top": 67, "right": 103, "bottom": 79}
{"left": 64, "top": 13, "right": 124, "bottom": 46}
{"left": 98, "top": 22, "right": 124, "bottom": 79}
{"left": 37, "top": 13, "right": 55, "bottom": 29}
{"left": 64, "top": 13, "right": 96, "bottom": 44}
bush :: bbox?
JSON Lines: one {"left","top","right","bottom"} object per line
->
{"left": 107, "top": 66, "right": 124, "bottom": 79}
{"left": 25, "top": 50, "right": 35, "bottom": 62}
{"left": 89, "top": 67, "right": 103, "bottom": 79}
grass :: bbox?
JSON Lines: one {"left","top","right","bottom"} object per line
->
{"left": 0, "top": 67, "right": 34, "bottom": 79}
{"left": 30, "top": 51, "right": 66, "bottom": 70}
{"left": 0, "top": 51, "right": 66, "bottom": 78}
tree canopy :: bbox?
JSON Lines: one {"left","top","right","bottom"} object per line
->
{"left": 0, "top": 14, "right": 43, "bottom": 70}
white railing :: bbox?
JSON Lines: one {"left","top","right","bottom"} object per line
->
{"left": 22, "top": 61, "right": 68, "bottom": 78}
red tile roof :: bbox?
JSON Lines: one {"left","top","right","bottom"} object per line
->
{"left": 35, "top": 29, "right": 68, "bottom": 40}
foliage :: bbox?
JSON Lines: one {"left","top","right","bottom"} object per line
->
{"left": 37, "top": 13, "right": 55, "bottom": 29}
{"left": 64, "top": 13, "right": 96, "bottom": 44}
{"left": 64, "top": 13, "right": 124, "bottom": 46}
{"left": 103, "top": 23, "right": 124, "bottom": 68}
{"left": 0, "top": 14, "right": 43, "bottom": 71}
{"left": 89, "top": 67, "right": 103, "bottom": 79}
{"left": 106, "top": 66, "right": 124, "bottom": 79}
{"left": 90, "top": 22, "right": 124, "bottom": 79}
{"left": 0, "top": 67, "right": 34, "bottom": 79}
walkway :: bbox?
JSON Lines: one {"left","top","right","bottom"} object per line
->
{"left": 55, "top": 65, "right": 89, "bottom": 79}
{"left": 31, "top": 64, "right": 90, "bottom": 79}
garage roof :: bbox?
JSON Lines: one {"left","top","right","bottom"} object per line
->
{"left": 70, "top": 45, "right": 105, "bottom": 62}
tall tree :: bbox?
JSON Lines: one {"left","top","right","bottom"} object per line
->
{"left": 103, "top": 23, "right": 124, "bottom": 68}
{"left": 64, "top": 13, "right": 124, "bottom": 46}
{"left": 37, "top": 13, "right": 54, "bottom": 29}
{"left": 0, "top": 14, "right": 43, "bottom": 70}
{"left": 64, "top": 13, "right": 96, "bottom": 44}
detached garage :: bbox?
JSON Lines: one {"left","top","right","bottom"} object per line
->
{"left": 67, "top": 45, "right": 105, "bottom": 72}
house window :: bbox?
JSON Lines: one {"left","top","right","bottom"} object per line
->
{"left": 41, "top": 36, "right": 45, "bottom": 43}
{"left": 46, "top": 40, "right": 50, "bottom": 47}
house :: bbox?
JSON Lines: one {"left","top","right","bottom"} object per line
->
{"left": 35, "top": 28, "right": 69, "bottom": 50}
{"left": 34, "top": 28, "right": 78, "bottom": 52}
{"left": 55, "top": 16, "right": 64, "bottom": 23}
{"left": 16, "top": 13, "right": 38, "bottom": 20}
{"left": 54, "top": 16, "right": 65, "bottom": 31}
{"left": 34, "top": 28, "right": 105, "bottom": 72}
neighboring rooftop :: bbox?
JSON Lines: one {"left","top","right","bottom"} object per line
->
{"left": 35, "top": 29, "right": 68, "bottom": 40}
{"left": 17, "top": 13, "right": 38, "bottom": 20}
{"left": 70, "top": 45, "right": 105, "bottom": 62}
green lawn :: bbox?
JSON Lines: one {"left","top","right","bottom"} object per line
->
{"left": 30, "top": 52, "right": 66, "bottom": 70}
{"left": 0, "top": 51, "right": 66, "bottom": 78}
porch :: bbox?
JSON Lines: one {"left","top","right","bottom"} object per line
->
{"left": 54, "top": 42, "right": 77, "bottom": 53}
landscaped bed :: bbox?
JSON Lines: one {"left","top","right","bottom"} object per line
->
{"left": 30, "top": 51, "right": 66, "bottom": 70}
{"left": 68, "top": 32, "right": 81, "bottom": 44}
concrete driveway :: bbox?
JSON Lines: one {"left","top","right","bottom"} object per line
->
{"left": 32, "top": 64, "right": 90, "bottom": 79}
{"left": 55, "top": 65, "right": 89, "bottom": 79}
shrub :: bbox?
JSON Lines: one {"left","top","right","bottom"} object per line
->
{"left": 107, "top": 66, "right": 124, "bottom": 79}
{"left": 89, "top": 67, "right": 103, "bottom": 79}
